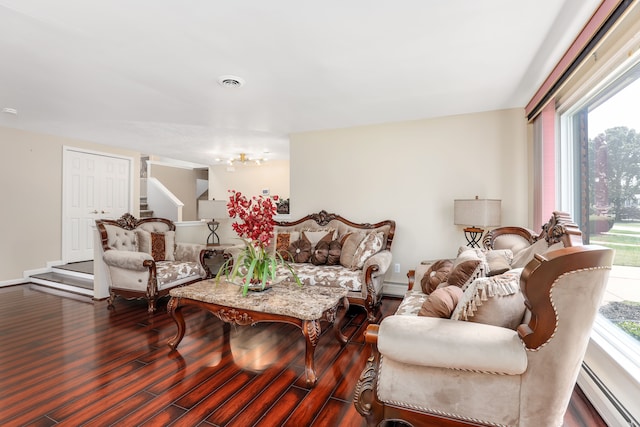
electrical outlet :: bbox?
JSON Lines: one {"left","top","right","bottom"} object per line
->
{"left": 394, "top": 263, "right": 400, "bottom": 273}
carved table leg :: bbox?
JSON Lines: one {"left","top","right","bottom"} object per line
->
{"left": 302, "top": 319, "right": 321, "bottom": 386}
{"left": 167, "top": 297, "right": 185, "bottom": 350}
{"left": 334, "top": 296, "right": 349, "bottom": 345}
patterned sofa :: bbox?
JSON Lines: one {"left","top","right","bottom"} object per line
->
{"left": 95, "top": 213, "right": 209, "bottom": 313}
{"left": 271, "top": 210, "right": 396, "bottom": 321}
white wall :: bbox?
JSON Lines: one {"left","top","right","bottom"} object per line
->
{"left": 0, "top": 126, "right": 140, "bottom": 282}
{"left": 289, "top": 108, "right": 530, "bottom": 285}
{"left": 208, "top": 159, "right": 290, "bottom": 244}
{"left": 148, "top": 162, "right": 201, "bottom": 221}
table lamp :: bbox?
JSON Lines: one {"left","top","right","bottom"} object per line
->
{"left": 454, "top": 197, "right": 501, "bottom": 248}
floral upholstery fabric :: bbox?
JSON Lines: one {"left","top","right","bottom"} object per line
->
{"left": 175, "top": 242, "right": 206, "bottom": 263}
{"left": 395, "top": 288, "right": 429, "bottom": 316}
{"left": 277, "top": 264, "right": 363, "bottom": 291}
{"left": 156, "top": 261, "right": 204, "bottom": 289}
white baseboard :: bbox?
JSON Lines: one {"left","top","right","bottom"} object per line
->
{"left": 0, "top": 278, "right": 28, "bottom": 287}
{"left": 383, "top": 281, "right": 406, "bottom": 298}
{"left": 22, "top": 260, "right": 65, "bottom": 279}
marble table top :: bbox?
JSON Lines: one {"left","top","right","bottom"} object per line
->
{"left": 169, "top": 279, "right": 348, "bottom": 320}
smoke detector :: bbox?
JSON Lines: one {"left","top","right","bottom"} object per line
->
{"left": 217, "top": 75, "right": 245, "bottom": 88}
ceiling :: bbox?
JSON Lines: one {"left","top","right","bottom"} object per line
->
{"left": 0, "top": 0, "right": 601, "bottom": 167}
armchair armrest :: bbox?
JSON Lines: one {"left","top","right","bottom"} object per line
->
{"left": 377, "top": 315, "right": 527, "bottom": 375}
{"left": 363, "top": 250, "right": 392, "bottom": 277}
{"left": 103, "top": 250, "right": 153, "bottom": 271}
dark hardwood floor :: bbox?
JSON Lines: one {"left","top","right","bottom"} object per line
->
{"left": 0, "top": 283, "right": 607, "bottom": 426}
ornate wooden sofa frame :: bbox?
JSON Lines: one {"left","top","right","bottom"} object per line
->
{"left": 354, "top": 212, "right": 614, "bottom": 426}
{"left": 96, "top": 213, "right": 210, "bottom": 313}
{"left": 274, "top": 210, "right": 396, "bottom": 321}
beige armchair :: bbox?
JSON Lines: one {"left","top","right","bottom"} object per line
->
{"left": 96, "top": 213, "right": 210, "bottom": 313}
{"left": 354, "top": 242, "right": 614, "bottom": 426}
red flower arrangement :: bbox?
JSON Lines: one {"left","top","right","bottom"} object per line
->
{"left": 217, "top": 190, "right": 300, "bottom": 295}
{"left": 227, "top": 190, "right": 278, "bottom": 248}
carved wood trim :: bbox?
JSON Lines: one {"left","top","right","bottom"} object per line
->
{"left": 541, "top": 210, "right": 583, "bottom": 247}
{"left": 483, "top": 211, "right": 582, "bottom": 250}
{"left": 275, "top": 210, "right": 396, "bottom": 250}
{"left": 407, "top": 269, "right": 416, "bottom": 291}
{"left": 517, "top": 245, "right": 613, "bottom": 349}
{"left": 482, "top": 226, "right": 537, "bottom": 249}
{"left": 95, "top": 213, "right": 176, "bottom": 252}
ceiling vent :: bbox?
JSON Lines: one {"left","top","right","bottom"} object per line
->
{"left": 217, "top": 75, "right": 245, "bottom": 88}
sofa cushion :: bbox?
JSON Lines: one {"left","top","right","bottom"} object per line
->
{"left": 485, "top": 249, "right": 513, "bottom": 276}
{"left": 340, "top": 232, "right": 366, "bottom": 268}
{"left": 275, "top": 231, "right": 300, "bottom": 261}
{"left": 396, "top": 289, "right": 428, "bottom": 316}
{"left": 136, "top": 229, "right": 175, "bottom": 261}
{"left": 511, "top": 238, "right": 548, "bottom": 268}
{"left": 351, "top": 231, "right": 384, "bottom": 269}
{"left": 302, "top": 230, "right": 334, "bottom": 248}
{"left": 456, "top": 247, "right": 488, "bottom": 272}
{"left": 310, "top": 240, "right": 330, "bottom": 265}
{"left": 420, "top": 259, "right": 453, "bottom": 295}
{"left": 418, "top": 285, "right": 463, "bottom": 318}
{"left": 156, "top": 261, "right": 203, "bottom": 289}
{"left": 289, "top": 238, "right": 312, "bottom": 263}
{"left": 450, "top": 269, "right": 525, "bottom": 330}
{"left": 278, "top": 264, "right": 363, "bottom": 291}
{"left": 446, "top": 259, "right": 482, "bottom": 289}
{"left": 327, "top": 240, "right": 342, "bottom": 265}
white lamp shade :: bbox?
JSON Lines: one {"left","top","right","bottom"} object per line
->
{"left": 454, "top": 199, "right": 501, "bottom": 227}
{"left": 198, "top": 199, "right": 228, "bottom": 220}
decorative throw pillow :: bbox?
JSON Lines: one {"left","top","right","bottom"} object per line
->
{"left": 275, "top": 232, "right": 300, "bottom": 261}
{"left": 485, "top": 249, "right": 513, "bottom": 277}
{"left": 135, "top": 229, "right": 175, "bottom": 261}
{"left": 455, "top": 247, "right": 488, "bottom": 274}
{"left": 446, "top": 259, "right": 482, "bottom": 289}
{"left": 288, "top": 238, "right": 311, "bottom": 263}
{"left": 511, "top": 238, "right": 549, "bottom": 268}
{"left": 310, "top": 240, "right": 330, "bottom": 265}
{"left": 340, "top": 232, "right": 366, "bottom": 268}
{"left": 420, "top": 259, "right": 454, "bottom": 295}
{"left": 450, "top": 270, "right": 526, "bottom": 330}
{"left": 302, "top": 230, "right": 335, "bottom": 248}
{"left": 327, "top": 240, "right": 342, "bottom": 265}
{"left": 350, "top": 231, "right": 384, "bottom": 269}
{"left": 418, "top": 285, "right": 464, "bottom": 318}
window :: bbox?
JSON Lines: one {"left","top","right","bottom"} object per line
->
{"left": 560, "top": 55, "right": 640, "bottom": 425}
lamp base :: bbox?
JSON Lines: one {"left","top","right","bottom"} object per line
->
{"left": 207, "top": 221, "right": 220, "bottom": 246}
{"left": 463, "top": 227, "right": 484, "bottom": 248}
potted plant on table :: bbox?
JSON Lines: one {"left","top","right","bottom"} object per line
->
{"left": 216, "top": 190, "right": 301, "bottom": 296}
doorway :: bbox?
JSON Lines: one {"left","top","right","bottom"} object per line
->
{"left": 62, "top": 147, "right": 133, "bottom": 262}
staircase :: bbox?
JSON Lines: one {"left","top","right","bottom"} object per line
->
{"left": 29, "top": 261, "right": 94, "bottom": 299}
{"left": 140, "top": 196, "right": 154, "bottom": 218}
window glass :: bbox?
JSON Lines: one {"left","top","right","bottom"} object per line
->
{"left": 565, "top": 62, "right": 640, "bottom": 348}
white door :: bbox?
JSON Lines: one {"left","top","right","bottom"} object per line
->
{"left": 63, "top": 148, "right": 132, "bottom": 262}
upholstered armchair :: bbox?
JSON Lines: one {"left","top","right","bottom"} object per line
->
{"left": 354, "top": 243, "right": 614, "bottom": 426}
{"left": 95, "top": 213, "right": 210, "bottom": 313}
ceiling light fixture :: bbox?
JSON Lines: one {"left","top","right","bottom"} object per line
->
{"left": 2, "top": 107, "right": 18, "bottom": 115}
{"left": 228, "top": 153, "right": 265, "bottom": 166}
{"left": 217, "top": 75, "right": 245, "bottom": 88}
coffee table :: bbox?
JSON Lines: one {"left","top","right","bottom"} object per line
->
{"left": 166, "top": 279, "right": 349, "bottom": 387}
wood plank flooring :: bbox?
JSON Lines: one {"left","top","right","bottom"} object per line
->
{"left": 0, "top": 284, "right": 607, "bottom": 426}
